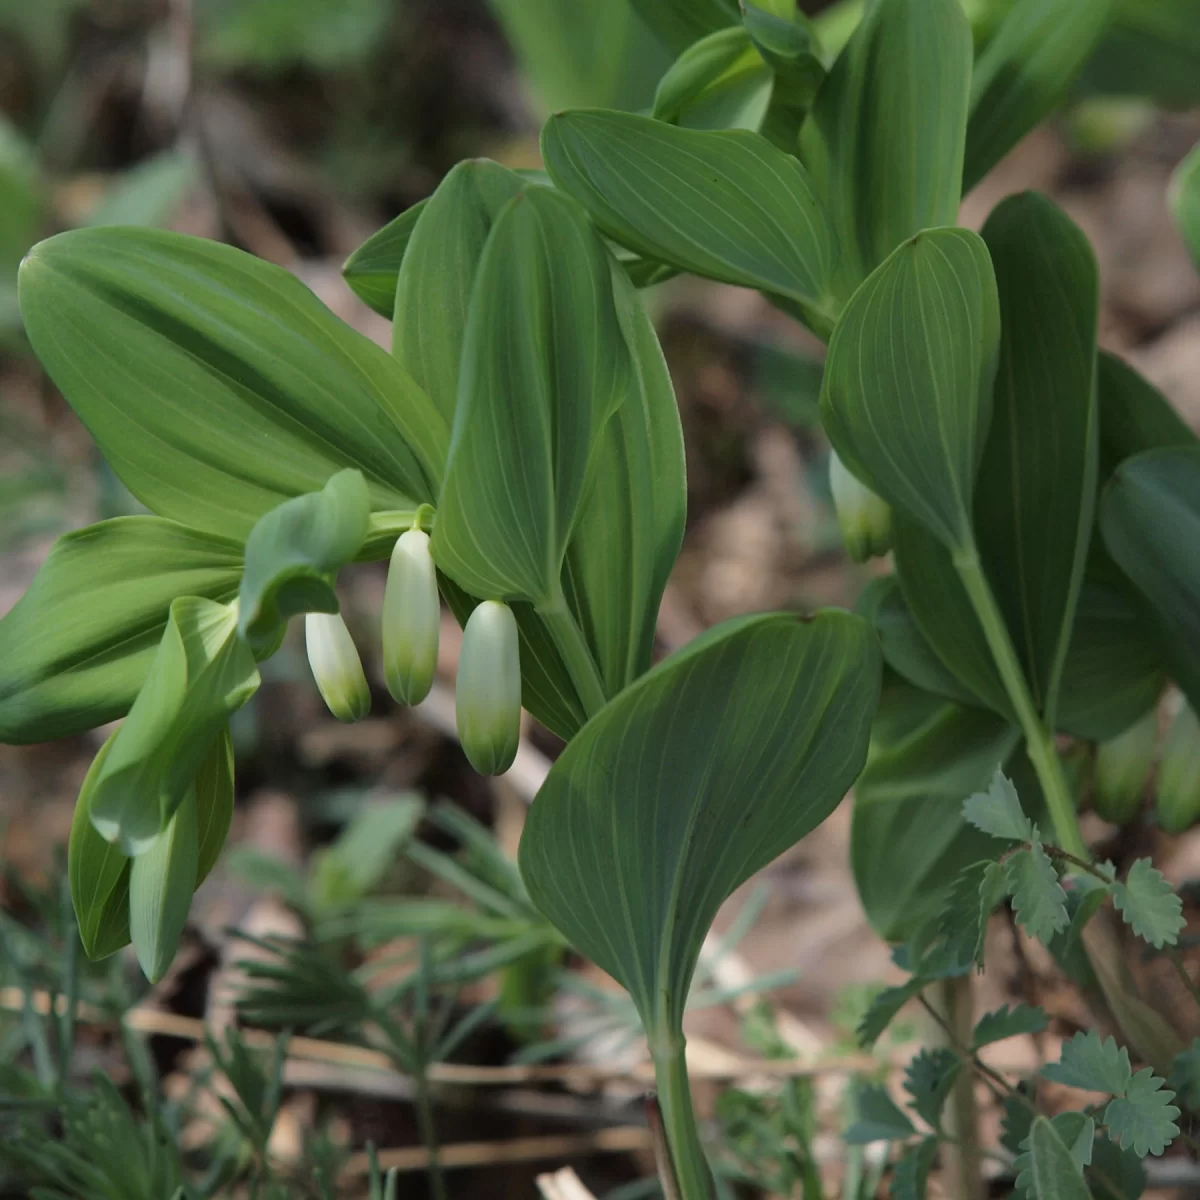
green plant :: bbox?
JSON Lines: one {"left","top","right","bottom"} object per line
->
{"left": 6, "top": 0, "right": 1200, "bottom": 1195}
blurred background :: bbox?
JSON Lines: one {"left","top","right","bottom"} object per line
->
{"left": 1, "top": 1, "right": 1200, "bottom": 1196}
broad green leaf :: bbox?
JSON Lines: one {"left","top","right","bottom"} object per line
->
{"left": 1098, "top": 351, "right": 1196, "bottom": 478}
{"left": 904, "top": 1046, "right": 960, "bottom": 1130}
{"left": 820, "top": 228, "right": 1000, "bottom": 551}
{"left": 852, "top": 690, "right": 1019, "bottom": 941}
{"left": 843, "top": 1082, "right": 915, "bottom": 1144}
{"left": 1104, "top": 1069, "right": 1180, "bottom": 1157}
{"left": 973, "top": 1004, "right": 1049, "bottom": 1048}
{"left": 1043, "top": 1030, "right": 1132, "bottom": 1095}
{"left": 652, "top": 27, "right": 774, "bottom": 133}
{"left": 1081, "top": 0, "right": 1200, "bottom": 108}
{"left": 237, "top": 469, "right": 370, "bottom": 651}
{"left": 797, "top": 0, "right": 972, "bottom": 303}
{"left": 742, "top": 2, "right": 823, "bottom": 96}
{"left": 1101, "top": 446, "right": 1200, "bottom": 709}
{"left": 130, "top": 789, "right": 198, "bottom": 983}
{"left": 1112, "top": 859, "right": 1185, "bottom": 950}
{"left": 342, "top": 199, "right": 426, "bottom": 317}
{"left": 519, "top": 610, "right": 880, "bottom": 1038}
{"left": 0, "top": 517, "right": 243, "bottom": 744}
{"left": 18, "top": 227, "right": 448, "bottom": 540}
{"left": 432, "top": 187, "right": 630, "bottom": 607}
{"left": 542, "top": 110, "right": 835, "bottom": 327}
{"left": 1029, "top": 1117, "right": 1093, "bottom": 1200}
{"left": 392, "top": 160, "right": 529, "bottom": 425}
{"left": 629, "top": 0, "right": 739, "bottom": 52}
{"left": 195, "top": 726, "right": 235, "bottom": 885}
{"left": 89, "top": 597, "right": 260, "bottom": 853}
{"left": 1170, "top": 141, "right": 1200, "bottom": 269}
{"left": 562, "top": 266, "right": 686, "bottom": 695}
{"left": 1087, "top": 1133, "right": 1147, "bottom": 1200}
{"left": 974, "top": 192, "right": 1099, "bottom": 724}
{"left": 1006, "top": 843, "right": 1069, "bottom": 943}
{"left": 0, "top": 114, "right": 40, "bottom": 286}
{"left": 964, "top": 0, "right": 1116, "bottom": 192}
{"left": 964, "top": 771, "right": 1033, "bottom": 842}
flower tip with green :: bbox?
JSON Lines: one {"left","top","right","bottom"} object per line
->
{"left": 456, "top": 600, "right": 521, "bottom": 776}
{"left": 306, "top": 611, "right": 371, "bottom": 722}
{"left": 1094, "top": 706, "right": 1157, "bottom": 825}
{"left": 383, "top": 528, "right": 440, "bottom": 706}
{"left": 829, "top": 450, "right": 892, "bottom": 563}
{"left": 1158, "top": 703, "right": 1200, "bottom": 834}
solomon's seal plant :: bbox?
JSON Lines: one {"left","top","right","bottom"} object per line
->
{"left": 7, "top": 0, "right": 1200, "bottom": 1194}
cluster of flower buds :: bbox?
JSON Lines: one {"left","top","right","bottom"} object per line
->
{"left": 302, "top": 524, "right": 522, "bottom": 777}
{"left": 829, "top": 450, "right": 892, "bottom": 563}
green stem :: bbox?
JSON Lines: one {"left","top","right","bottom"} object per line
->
{"left": 932, "top": 978, "right": 983, "bottom": 1200}
{"left": 651, "top": 1040, "right": 714, "bottom": 1200}
{"left": 952, "top": 546, "right": 1088, "bottom": 860}
{"left": 413, "top": 1069, "right": 447, "bottom": 1200}
{"left": 539, "top": 593, "right": 609, "bottom": 721}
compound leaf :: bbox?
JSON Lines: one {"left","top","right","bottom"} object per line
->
{"left": 1104, "top": 1069, "right": 1180, "bottom": 1157}
{"left": 1043, "top": 1031, "right": 1132, "bottom": 1096}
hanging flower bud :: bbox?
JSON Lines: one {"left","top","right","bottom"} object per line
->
{"left": 829, "top": 450, "right": 892, "bottom": 563}
{"left": 456, "top": 601, "right": 521, "bottom": 776}
{"left": 1157, "top": 703, "right": 1200, "bottom": 834}
{"left": 382, "top": 529, "right": 440, "bottom": 706}
{"left": 1094, "top": 708, "right": 1157, "bottom": 825}
{"left": 306, "top": 612, "right": 370, "bottom": 722}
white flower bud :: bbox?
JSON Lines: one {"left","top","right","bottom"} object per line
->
{"left": 456, "top": 601, "right": 521, "bottom": 776}
{"left": 383, "top": 529, "right": 440, "bottom": 706}
{"left": 1094, "top": 707, "right": 1156, "bottom": 825}
{"left": 1158, "top": 703, "right": 1200, "bottom": 834}
{"left": 829, "top": 450, "right": 892, "bottom": 563}
{"left": 306, "top": 612, "right": 370, "bottom": 722}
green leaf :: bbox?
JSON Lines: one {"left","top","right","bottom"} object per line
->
{"left": 963, "top": 771, "right": 1033, "bottom": 842}
{"left": 18, "top": 227, "right": 448, "bottom": 540}
{"left": 904, "top": 1047, "right": 960, "bottom": 1130}
{"left": 342, "top": 199, "right": 427, "bottom": 317}
{"left": 797, "top": 0, "right": 972, "bottom": 302}
{"left": 1043, "top": 1030, "right": 1132, "bottom": 1095}
{"left": 857, "top": 978, "right": 924, "bottom": 1050}
{"left": 391, "top": 159, "right": 529, "bottom": 425}
{"left": 431, "top": 187, "right": 630, "bottom": 607}
{"left": 1006, "top": 842, "right": 1070, "bottom": 944}
{"left": 820, "top": 228, "right": 1000, "bottom": 551}
{"left": 973, "top": 193, "right": 1099, "bottom": 724}
{"left": 89, "top": 597, "right": 260, "bottom": 854}
{"left": 1112, "top": 859, "right": 1185, "bottom": 950}
{"left": 652, "top": 26, "right": 774, "bottom": 133}
{"left": 1101, "top": 446, "right": 1200, "bottom": 710}
{"left": 1087, "top": 1133, "right": 1146, "bottom": 1200}
{"left": 973, "top": 1004, "right": 1049, "bottom": 1049}
{"left": 310, "top": 795, "right": 424, "bottom": 909}
{"left": 542, "top": 110, "right": 835, "bottom": 326}
{"left": 83, "top": 149, "right": 195, "bottom": 229}
{"left": 0, "top": 517, "right": 243, "bottom": 743}
{"left": 1015, "top": 1112, "right": 1095, "bottom": 1198}
{"left": 1002, "top": 1085, "right": 1037, "bottom": 1156}
{"left": 0, "top": 114, "right": 41, "bottom": 283}
{"left": 890, "top": 1135, "right": 938, "bottom": 1200}
{"left": 964, "top": 0, "right": 1116, "bottom": 192}
{"left": 1104, "top": 1069, "right": 1180, "bottom": 1156}
{"left": 237, "top": 469, "right": 370, "bottom": 651}
{"left": 741, "top": 3, "right": 824, "bottom": 108}
{"left": 629, "top": 0, "right": 739, "bottom": 53}
{"left": 1168, "top": 1038, "right": 1200, "bottom": 1111}
{"left": 931, "top": 858, "right": 1010, "bottom": 973}
{"left": 1081, "top": 0, "right": 1200, "bottom": 107}
{"left": 130, "top": 788, "right": 199, "bottom": 983}
{"left": 844, "top": 1083, "right": 915, "bottom": 1144}
{"left": 852, "top": 691, "right": 1019, "bottom": 942}
{"left": 195, "top": 727, "right": 235, "bottom": 886}
{"left": 519, "top": 610, "right": 880, "bottom": 1038}
{"left": 1097, "top": 351, "right": 1197, "bottom": 479}
{"left": 1028, "top": 1116, "right": 1094, "bottom": 1200}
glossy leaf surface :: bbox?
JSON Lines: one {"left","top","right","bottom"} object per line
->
{"left": 19, "top": 227, "right": 447, "bottom": 539}
{"left": 520, "top": 611, "right": 880, "bottom": 1036}
{"left": 0, "top": 518, "right": 243, "bottom": 744}
{"left": 630, "top": 0, "right": 739, "bottom": 52}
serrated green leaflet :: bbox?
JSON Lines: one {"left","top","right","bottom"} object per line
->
{"left": 432, "top": 187, "right": 630, "bottom": 607}
{"left": 964, "top": 771, "right": 1032, "bottom": 842}
{"left": 1105, "top": 1069, "right": 1180, "bottom": 1157}
{"left": 891, "top": 1137, "right": 938, "bottom": 1200}
{"left": 392, "top": 159, "right": 529, "bottom": 425}
{"left": 973, "top": 1004, "right": 1049, "bottom": 1049}
{"left": 820, "top": 228, "right": 1000, "bottom": 551}
{"left": 1100, "top": 446, "right": 1200, "bottom": 709}
{"left": 542, "top": 110, "right": 835, "bottom": 329}
{"left": 1043, "top": 1030, "right": 1132, "bottom": 1095}
{"left": 652, "top": 27, "right": 773, "bottom": 133}
{"left": 964, "top": 0, "right": 1116, "bottom": 193}
{"left": 89, "top": 597, "right": 259, "bottom": 854}
{"left": 973, "top": 192, "right": 1099, "bottom": 725}
{"left": 18, "top": 226, "right": 448, "bottom": 540}
{"left": 1029, "top": 1117, "right": 1092, "bottom": 1200}
{"left": 1171, "top": 140, "right": 1200, "bottom": 269}
{"left": 630, "top": 0, "right": 739, "bottom": 52}
{"left": 238, "top": 469, "right": 370, "bottom": 651}
{"left": 798, "top": 0, "right": 971, "bottom": 304}
{"left": 1006, "top": 843, "right": 1069, "bottom": 943}
{"left": 1112, "top": 859, "right": 1185, "bottom": 950}
{"left": 843, "top": 1082, "right": 915, "bottom": 1144}
{"left": 904, "top": 1046, "right": 960, "bottom": 1130}
{"left": 852, "top": 691, "right": 1019, "bottom": 942}
{"left": 0, "top": 517, "right": 243, "bottom": 744}
{"left": 519, "top": 610, "right": 879, "bottom": 1039}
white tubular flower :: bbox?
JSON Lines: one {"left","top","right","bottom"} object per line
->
{"left": 306, "top": 611, "right": 370, "bottom": 722}
{"left": 383, "top": 529, "right": 440, "bottom": 706}
{"left": 1158, "top": 703, "right": 1200, "bottom": 834}
{"left": 456, "top": 600, "right": 521, "bottom": 776}
{"left": 1094, "top": 707, "right": 1157, "bottom": 825}
{"left": 829, "top": 450, "right": 892, "bottom": 563}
